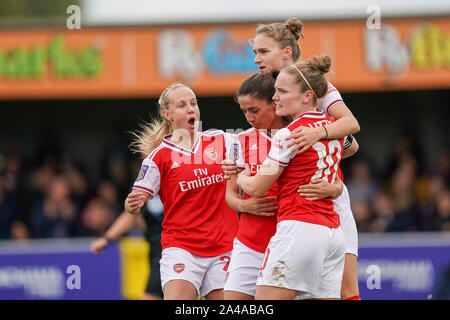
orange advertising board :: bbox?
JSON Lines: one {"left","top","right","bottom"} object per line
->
{"left": 0, "top": 17, "right": 449, "bottom": 99}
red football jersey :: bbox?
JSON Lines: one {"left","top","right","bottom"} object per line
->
{"left": 235, "top": 128, "right": 278, "bottom": 253}
{"left": 133, "top": 130, "right": 240, "bottom": 257}
{"left": 318, "top": 82, "right": 345, "bottom": 182}
{"left": 267, "top": 111, "right": 344, "bottom": 228}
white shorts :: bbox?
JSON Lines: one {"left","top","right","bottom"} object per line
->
{"left": 160, "top": 247, "right": 232, "bottom": 299}
{"left": 333, "top": 184, "right": 359, "bottom": 257}
{"left": 256, "top": 220, "right": 345, "bottom": 299}
{"left": 224, "top": 238, "right": 265, "bottom": 297}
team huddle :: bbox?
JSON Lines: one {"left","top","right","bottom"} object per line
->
{"left": 125, "top": 18, "right": 361, "bottom": 300}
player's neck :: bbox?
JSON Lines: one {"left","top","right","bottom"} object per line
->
{"left": 292, "top": 105, "right": 317, "bottom": 120}
{"left": 268, "top": 117, "right": 285, "bottom": 130}
{"left": 170, "top": 130, "right": 198, "bottom": 150}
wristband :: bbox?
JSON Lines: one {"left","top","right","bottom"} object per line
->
{"left": 323, "top": 126, "right": 328, "bottom": 139}
{"left": 344, "top": 134, "right": 354, "bottom": 149}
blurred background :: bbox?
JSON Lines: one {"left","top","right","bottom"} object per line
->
{"left": 0, "top": 0, "right": 449, "bottom": 300}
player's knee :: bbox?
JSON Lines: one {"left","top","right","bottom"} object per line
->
{"left": 163, "top": 279, "right": 198, "bottom": 300}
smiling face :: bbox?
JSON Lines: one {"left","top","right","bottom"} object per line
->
{"left": 252, "top": 34, "right": 294, "bottom": 74}
{"left": 272, "top": 71, "right": 314, "bottom": 119}
{"left": 162, "top": 86, "right": 200, "bottom": 135}
{"left": 238, "top": 95, "right": 279, "bottom": 130}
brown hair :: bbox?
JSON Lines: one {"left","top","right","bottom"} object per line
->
{"left": 255, "top": 18, "right": 304, "bottom": 62}
{"left": 235, "top": 73, "right": 275, "bottom": 104}
{"left": 235, "top": 72, "right": 291, "bottom": 126}
{"left": 129, "top": 83, "right": 190, "bottom": 158}
{"left": 283, "top": 54, "right": 331, "bottom": 104}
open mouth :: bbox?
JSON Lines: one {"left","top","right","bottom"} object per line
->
{"left": 188, "top": 117, "right": 196, "bottom": 126}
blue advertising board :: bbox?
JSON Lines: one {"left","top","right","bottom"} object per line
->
{"left": 0, "top": 239, "right": 122, "bottom": 300}
{"left": 0, "top": 233, "right": 449, "bottom": 300}
{"left": 357, "top": 233, "right": 450, "bottom": 300}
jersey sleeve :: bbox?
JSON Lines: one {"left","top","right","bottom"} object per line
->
{"left": 317, "top": 82, "right": 343, "bottom": 117}
{"left": 224, "top": 132, "right": 245, "bottom": 169}
{"left": 132, "top": 157, "right": 161, "bottom": 197}
{"left": 266, "top": 128, "right": 297, "bottom": 166}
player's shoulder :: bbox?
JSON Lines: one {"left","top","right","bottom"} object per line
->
{"left": 199, "top": 129, "right": 229, "bottom": 143}
{"left": 272, "top": 127, "right": 291, "bottom": 140}
{"left": 326, "top": 82, "right": 339, "bottom": 95}
{"left": 144, "top": 142, "right": 168, "bottom": 162}
{"left": 237, "top": 127, "right": 256, "bottom": 138}
{"left": 290, "top": 111, "right": 329, "bottom": 128}
{"left": 201, "top": 129, "right": 225, "bottom": 137}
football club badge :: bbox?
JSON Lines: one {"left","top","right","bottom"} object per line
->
{"left": 173, "top": 263, "right": 185, "bottom": 273}
{"left": 204, "top": 148, "right": 217, "bottom": 161}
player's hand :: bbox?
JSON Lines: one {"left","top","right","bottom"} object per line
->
{"left": 222, "top": 159, "right": 238, "bottom": 180}
{"left": 90, "top": 237, "right": 109, "bottom": 254}
{"left": 286, "top": 126, "right": 323, "bottom": 154}
{"left": 242, "top": 196, "right": 278, "bottom": 216}
{"left": 124, "top": 191, "right": 146, "bottom": 215}
{"left": 239, "top": 163, "right": 251, "bottom": 177}
{"left": 298, "top": 178, "right": 336, "bottom": 201}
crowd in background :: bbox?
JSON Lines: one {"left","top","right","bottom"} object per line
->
{"left": 0, "top": 130, "right": 449, "bottom": 241}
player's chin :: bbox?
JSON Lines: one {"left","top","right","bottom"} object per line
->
{"left": 275, "top": 107, "right": 287, "bottom": 117}
{"left": 185, "top": 122, "right": 197, "bottom": 133}
{"left": 259, "top": 66, "right": 268, "bottom": 74}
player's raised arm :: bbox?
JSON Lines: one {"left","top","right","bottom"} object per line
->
{"left": 237, "top": 161, "right": 284, "bottom": 198}
{"left": 125, "top": 189, "right": 150, "bottom": 215}
{"left": 286, "top": 84, "right": 360, "bottom": 153}
{"left": 342, "top": 134, "right": 359, "bottom": 159}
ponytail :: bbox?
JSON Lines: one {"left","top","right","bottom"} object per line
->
{"left": 284, "top": 54, "right": 332, "bottom": 104}
{"left": 255, "top": 18, "right": 304, "bottom": 62}
{"left": 129, "top": 83, "right": 188, "bottom": 158}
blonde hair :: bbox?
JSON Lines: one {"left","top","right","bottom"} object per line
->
{"left": 129, "top": 83, "right": 189, "bottom": 158}
{"left": 284, "top": 55, "right": 332, "bottom": 104}
{"left": 255, "top": 18, "right": 304, "bottom": 62}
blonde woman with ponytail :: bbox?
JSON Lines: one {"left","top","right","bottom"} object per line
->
{"left": 125, "top": 83, "right": 240, "bottom": 300}
{"left": 236, "top": 55, "right": 346, "bottom": 300}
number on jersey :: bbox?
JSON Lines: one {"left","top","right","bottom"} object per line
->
{"left": 311, "top": 140, "right": 342, "bottom": 183}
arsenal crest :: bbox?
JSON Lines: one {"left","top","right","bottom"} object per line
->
{"left": 204, "top": 148, "right": 217, "bottom": 161}
{"left": 173, "top": 263, "right": 185, "bottom": 273}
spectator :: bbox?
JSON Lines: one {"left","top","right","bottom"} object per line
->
{"left": 383, "top": 133, "right": 425, "bottom": 182}
{"left": 385, "top": 159, "right": 421, "bottom": 232}
{"left": 352, "top": 200, "right": 373, "bottom": 233}
{"left": 368, "top": 190, "right": 395, "bottom": 233}
{"left": 30, "top": 175, "right": 78, "bottom": 238}
{"left": 0, "top": 172, "right": 27, "bottom": 240}
{"left": 346, "top": 158, "right": 379, "bottom": 205}
{"left": 77, "top": 198, "right": 116, "bottom": 237}
{"left": 63, "top": 161, "right": 89, "bottom": 206}
{"left": 96, "top": 180, "right": 121, "bottom": 216}
{"left": 2, "top": 151, "right": 21, "bottom": 194}
{"left": 419, "top": 175, "right": 446, "bottom": 231}
{"left": 427, "top": 190, "right": 450, "bottom": 232}
{"left": 9, "top": 220, "right": 31, "bottom": 242}
{"left": 436, "top": 151, "right": 450, "bottom": 186}
{"left": 30, "top": 164, "right": 56, "bottom": 197}
{"left": 100, "top": 145, "right": 132, "bottom": 201}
